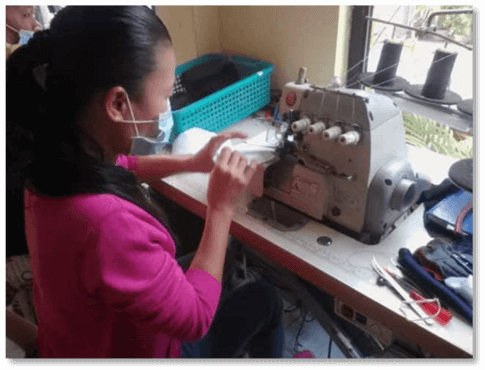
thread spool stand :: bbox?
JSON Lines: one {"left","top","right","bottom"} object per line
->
{"left": 457, "top": 99, "right": 473, "bottom": 116}
{"left": 449, "top": 158, "right": 473, "bottom": 193}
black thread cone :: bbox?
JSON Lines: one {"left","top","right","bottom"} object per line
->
{"left": 405, "top": 48, "right": 462, "bottom": 105}
{"left": 359, "top": 40, "right": 409, "bottom": 91}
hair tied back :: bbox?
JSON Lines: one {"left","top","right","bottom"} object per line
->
{"left": 33, "top": 63, "right": 48, "bottom": 91}
{"left": 28, "top": 30, "right": 54, "bottom": 91}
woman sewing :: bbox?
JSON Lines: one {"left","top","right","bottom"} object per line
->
{"left": 6, "top": 6, "right": 284, "bottom": 358}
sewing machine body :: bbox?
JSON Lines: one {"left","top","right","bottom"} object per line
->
{"left": 261, "top": 79, "right": 428, "bottom": 244}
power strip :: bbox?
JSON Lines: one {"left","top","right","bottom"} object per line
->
{"left": 334, "top": 299, "right": 393, "bottom": 348}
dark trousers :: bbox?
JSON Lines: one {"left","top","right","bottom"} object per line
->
{"left": 178, "top": 253, "right": 284, "bottom": 358}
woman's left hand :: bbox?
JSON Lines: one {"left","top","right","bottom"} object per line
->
{"left": 191, "top": 131, "right": 248, "bottom": 173}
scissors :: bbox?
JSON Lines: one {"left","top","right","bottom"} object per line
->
{"left": 372, "top": 257, "right": 434, "bottom": 326}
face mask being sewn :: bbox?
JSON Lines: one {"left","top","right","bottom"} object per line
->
{"left": 6, "top": 24, "right": 34, "bottom": 45}
{"left": 123, "top": 96, "right": 174, "bottom": 156}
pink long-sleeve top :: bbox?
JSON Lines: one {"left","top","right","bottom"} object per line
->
{"left": 24, "top": 155, "right": 221, "bottom": 358}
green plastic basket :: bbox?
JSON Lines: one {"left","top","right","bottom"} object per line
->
{"left": 171, "top": 53, "right": 274, "bottom": 139}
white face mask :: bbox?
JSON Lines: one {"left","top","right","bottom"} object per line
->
{"left": 6, "top": 24, "right": 34, "bottom": 45}
{"left": 122, "top": 96, "right": 173, "bottom": 156}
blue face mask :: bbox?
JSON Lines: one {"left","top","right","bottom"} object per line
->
{"left": 124, "top": 97, "right": 174, "bottom": 156}
{"left": 130, "top": 126, "right": 167, "bottom": 156}
{"left": 7, "top": 24, "right": 34, "bottom": 45}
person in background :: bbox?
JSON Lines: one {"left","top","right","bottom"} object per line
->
{"left": 6, "top": 7, "right": 43, "bottom": 338}
{"left": 6, "top": 5, "right": 42, "bottom": 58}
{"left": 6, "top": 6, "right": 284, "bottom": 358}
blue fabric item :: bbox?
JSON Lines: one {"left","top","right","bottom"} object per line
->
{"left": 398, "top": 248, "right": 472, "bottom": 324}
{"left": 418, "top": 178, "right": 462, "bottom": 238}
{"left": 420, "top": 238, "right": 472, "bottom": 279}
{"left": 417, "top": 178, "right": 460, "bottom": 212}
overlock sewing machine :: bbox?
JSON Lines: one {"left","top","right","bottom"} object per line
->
{"left": 250, "top": 68, "right": 430, "bottom": 245}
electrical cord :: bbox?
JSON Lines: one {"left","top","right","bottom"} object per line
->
{"left": 234, "top": 243, "right": 338, "bottom": 358}
{"left": 293, "top": 313, "right": 307, "bottom": 352}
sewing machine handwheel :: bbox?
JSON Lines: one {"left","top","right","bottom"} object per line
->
{"left": 449, "top": 158, "right": 473, "bottom": 193}
{"left": 390, "top": 178, "right": 418, "bottom": 212}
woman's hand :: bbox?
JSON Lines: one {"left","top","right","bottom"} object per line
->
{"left": 191, "top": 146, "right": 256, "bottom": 282}
{"left": 191, "top": 131, "right": 248, "bottom": 173}
{"left": 206, "top": 147, "right": 257, "bottom": 217}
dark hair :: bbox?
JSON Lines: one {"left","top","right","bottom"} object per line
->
{"left": 6, "top": 6, "right": 174, "bottom": 256}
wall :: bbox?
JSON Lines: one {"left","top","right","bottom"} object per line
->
{"left": 219, "top": 6, "right": 347, "bottom": 90}
{"left": 155, "top": 6, "right": 350, "bottom": 90}
{"left": 156, "top": 6, "right": 220, "bottom": 65}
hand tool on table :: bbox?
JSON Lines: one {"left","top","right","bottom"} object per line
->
{"left": 384, "top": 267, "right": 452, "bottom": 326}
{"left": 372, "top": 257, "right": 434, "bottom": 326}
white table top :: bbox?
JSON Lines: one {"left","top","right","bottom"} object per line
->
{"left": 151, "top": 117, "right": 473, "bottom": 358}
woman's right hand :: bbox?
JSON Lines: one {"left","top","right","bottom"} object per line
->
{"left": 206, "top": 147, "right": 258, "bottom": 217}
